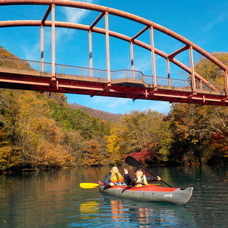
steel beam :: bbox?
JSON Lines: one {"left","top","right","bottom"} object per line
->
{"left": 51, "top": 4, "right": 56, "bottom": 80}
{"left": 40, "top": 25, "right": 44, "bottom": 72}
{"left": 189, "top": 46, "right": 196, "bottom": 93}
{"left": 131, "top": 26, "right": 149, "bottom": 41}
{"left": 88, "top": 30, "right": 93, "bottom": 77}
{"left": 168, "top": 45, "right": 190, "bottom": 60}
{"left": 1, "top": 0, "right": 228, "bottom": 72}
{"left": 90, "top": 12, "right": 105, "bottom": 29}
{"left": 150, "top": 26, "right": 157, "bottom": 88}
{"left": 225, "top": 70, "right": 228, "bottom": 97}
{"left": 105, "top": 12, "right": 111, "bottom": 82}
{"left": 130, "top": 42, "right": 135, "bottom": 79}
{"left": 41, "top": 5, "right": 52, "bottom": 25}
{"left": 0, "top": 20, "right": 220, "bottom": 92}
{"left": 166, "top": 59, "right": 171, "bottom": 87}
{"left": 0, "top": 0, "right": 228, "bottom": 106}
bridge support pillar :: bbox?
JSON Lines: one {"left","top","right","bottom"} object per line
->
{"left": 190, "top": 46, "right": 196, "bottom": 94}
{"left": 51, "top": 4, "right": 56, "bottom": 77}
{"left": 166, "top": 59, "right": 171, "bottom": 87}
{"left": 225, "top": 70, "right": 228, "bottom": 97}
{"left": 40, "top": 25, "right": 44, "bottom": 72}
{"left": 40, "top": 4, "right": 52, "bottom": 73}
{"left": 130, "top": 41, "right": 135, "bottom": 79}
{"left": 105, "top": 12, "right": 111, "bottom": 82}
{"left": 150, "top": 26, "right": 157, "bottom": 88}
{"left": 88, "top": 30, "right": 93, "bottom": 77}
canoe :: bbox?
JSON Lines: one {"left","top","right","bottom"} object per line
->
{"left": 99, "top": 184, "right": 193, "bottom": 205}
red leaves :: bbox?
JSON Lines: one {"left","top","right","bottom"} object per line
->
{"left": 124, "top": 151, "right": 155, "bottom": 162}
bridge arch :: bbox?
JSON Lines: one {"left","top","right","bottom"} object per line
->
{"left": 0, "top": 0, "right": 228, "bottom": 105}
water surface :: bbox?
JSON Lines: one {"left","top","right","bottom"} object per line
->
{"left": 0, "top": 165, "right": 227, "bottom": 227}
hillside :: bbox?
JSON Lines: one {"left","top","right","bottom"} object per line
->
{"left": 0, "top": 46, "right": 115, "bottom": 169}
{"left": 0, "top": 46, "right": 32, "bottom": 70}
{"left": 68, "top": 103, "right": 122, "bottom": 123}
{"left": 0, "top": 46, "right": 122, "bottom": 123}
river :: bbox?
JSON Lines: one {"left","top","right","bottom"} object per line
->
{"left": 0, "top": 165, "right": 227, "bottom": 227}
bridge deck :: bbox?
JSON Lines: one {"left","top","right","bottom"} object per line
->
{"left": 0, "top": 65, "right": 227, "bottom": 106}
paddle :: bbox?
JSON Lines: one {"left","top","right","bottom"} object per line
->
{"left": 79, "top": 183, "right": 99, "bottom": 189}
{"left": 125, "top": 156, "right": 172, "bottom": 188}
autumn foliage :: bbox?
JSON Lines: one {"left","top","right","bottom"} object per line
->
{"left": 0, "top": 49, "right": 228, "bottom": 171}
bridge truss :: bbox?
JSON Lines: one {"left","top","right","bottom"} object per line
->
{"left": 0, "top": 0, "right": 228, "bottom": 106}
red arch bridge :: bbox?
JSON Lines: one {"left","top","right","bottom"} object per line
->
{"left": 0, "top": 0, "right": 228, "bottom": 106}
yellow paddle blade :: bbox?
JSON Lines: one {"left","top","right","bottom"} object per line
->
{"left": 79, "top": 183, "right": 99, "bottom": 189}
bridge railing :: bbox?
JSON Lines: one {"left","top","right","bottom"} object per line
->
{"left": 55, "top": 63, "right": 108, "bottom": 79}
{"left": 0, "top": 57, "right": 225, "bottom": 95}
{"left": 111, "top": 69, "right": 144, "bottom": 80}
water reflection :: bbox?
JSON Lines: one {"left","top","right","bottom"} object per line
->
{"left": 80, "top": 201, "right": 99, "bottom": 220}
{"left": 76, "top": 196, "right": 197, "bottom": 227}
{"left": 110, "top": 200, "right": 126, "bottom": 221}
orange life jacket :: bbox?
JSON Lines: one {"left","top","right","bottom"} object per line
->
{"left": 110, "top": 172, "right": 124, "bottom": 183}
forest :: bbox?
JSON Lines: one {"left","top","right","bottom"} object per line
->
{"left": 0, "top": 48, "right": 228, "bottom": 171}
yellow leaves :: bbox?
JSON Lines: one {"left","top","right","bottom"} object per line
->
{"left": 0, "top": 146, "right": 12, "bottom": 159}
{"left": 197, "top": 108, "right": 207, "bottom": 116}
{"left": 0, "top": 146, "right": 20, "bottom": 169}
{"left": 195, "top": 52, "right": 228, "bottom": 86}
{"left": 83, "top": 139, "right": 106, "bottom": 165}
{"left": 33, "top": 117, "right": 64, "bottom": 143}
{"left": 16, "top": 91, "right": 50, "bottom": 119}
{"left": 0, "top": 89, "right": 75, "bottom": 168}
{"left": 106, "top": 123, "right": 125, "bottom": 163}
{"left": 107, "top": 111, "right": 167, "bottom": 163}
{"left": 39, "top": 142, "right": 74, "bottom": 166}
{"left": 107, "top": 133, "right": 121, "bottom": 153}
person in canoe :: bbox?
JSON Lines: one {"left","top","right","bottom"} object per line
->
{"left": 133, "top": 168, "right": 161, "bottom": 187}
{"left": 104, "top": 165, "right": 131, "bottom": 187}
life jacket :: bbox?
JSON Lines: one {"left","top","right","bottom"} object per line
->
{"left": 110, "top": 172, "right": 124, "bottom": 183}
{"left": 135, "top": 176, "right": 145, "bottom": 185}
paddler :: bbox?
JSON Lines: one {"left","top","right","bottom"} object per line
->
{"left": 103, "top": 165, "right": 131, "bottom": 187}
{"left": 133, "top": 168, "right": 161, "bottom": 187}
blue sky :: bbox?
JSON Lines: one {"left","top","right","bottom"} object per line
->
{"left": 0, "top": 0, "right": 228, "bottom": 114}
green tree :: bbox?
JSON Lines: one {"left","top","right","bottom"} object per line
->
{"left": 167, "top": 52, "right": 228, "bottom": 165}
{"left": 107, "top": 110, "right": 167, "bottom": 163}
{"left": 0, "top": 90, "right": 75, "bottom": 169}
{"left": 48, "top": 100, "right": 111, "bottom": 139}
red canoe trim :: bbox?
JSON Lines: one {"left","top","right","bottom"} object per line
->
{"left": 106, "top": 185, "right": 178, "bottom": 192}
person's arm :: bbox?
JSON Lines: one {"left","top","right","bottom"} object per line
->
{"left": 124, "top": 174, "right": 131, "bottom": 185}
{"left": 147, "top": 176, "right": 161, "bottom": 182}
{"left": 104, "top": 174, "right": 113, "bottom": 186}
{"left": 143, "top": 175, "right": 148, "bottom": 185}
{"left": 123, "top": 168, "right": 132, "bottom": 185}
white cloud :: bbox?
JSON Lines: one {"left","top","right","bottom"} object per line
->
{"left": 61, "top": 0, "right": 98, "bottom": 23}
{"left": 57, "top": 0, "right": 100, "bottom": 42}
{"left": 61, "top": 7, "right": 89, "bottom": 24}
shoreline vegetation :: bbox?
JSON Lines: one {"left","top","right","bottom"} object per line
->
{"left": 0, "top": 48, "right": 228, "bottom": 173}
